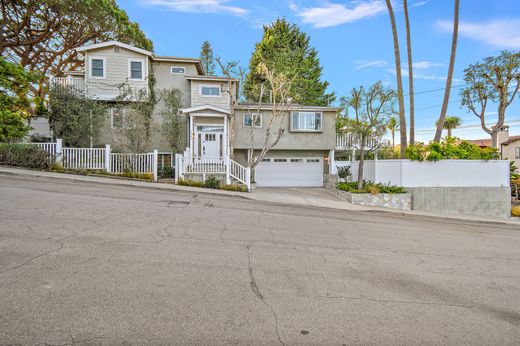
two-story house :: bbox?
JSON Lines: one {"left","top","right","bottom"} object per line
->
{"left": 51, "top": 41, "right": 339, "bottom": 188}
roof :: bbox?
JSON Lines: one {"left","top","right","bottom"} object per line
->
{"left": 154, "top": 56, "right": 204, "bottom": 75}
{"left": 464, "top": 139, "right": 492, "bottom": 147}
{"left": 76, "top": 41, "right": 153, "bottom": 57}
{"left": 185, "top": 75, "right": 239, "bottom": 82}
{"left": 180, "top": 104, "right": 231, "bottom": 115}
{"left": 501, "top": 136, "right": 520, "bottom": 146}
{"left": 235, "top": 102, "right": 341, "bottom": 112}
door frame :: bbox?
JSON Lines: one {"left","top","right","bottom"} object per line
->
{"left": 193, "top": 123, "right": 224, "bottom": 158}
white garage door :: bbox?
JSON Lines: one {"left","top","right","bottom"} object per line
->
{"left": 255, "top": 157, "right": 323, "bottom": 187}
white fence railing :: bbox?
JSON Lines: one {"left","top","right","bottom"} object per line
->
{"left": 49, "top": 76, "right": 86, "bottom": 93}
{"left": 110, "top": 152, "right": 155, "bottom": 174}
{"left": 182, "top": 156, "right": 226, "bottom": 174}
{"left": 229, "top": 159, "right": 250, "bottom": 187}
{"left": 336, "top": 133, "right": 384, "bottom": 150}
{"left": 62, "top": 147, "right": 105, "bottom": 170}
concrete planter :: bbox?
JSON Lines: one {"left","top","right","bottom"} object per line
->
{"left": 335, "top": 189, "right": 411, "bottom": 210}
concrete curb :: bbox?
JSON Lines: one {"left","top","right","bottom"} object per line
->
{"left": 1, "top": 166, "right": 519, "bottom": 226}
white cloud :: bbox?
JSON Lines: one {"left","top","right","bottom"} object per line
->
{"left": 142, "top": 0, "right": 247, "bottom": 16}
{"left": 409, "top": 0, "right": 428, "bottom": 8}
{"left": 293, "top": 1, "right": 386, "bottom": 28}
{"left": 436, "top": 19, "right": 520, "bottom": 49}
{"left": 412, "top": 61, "right": 443, "bottom": 69}
{"left": 355, "top": 60, "right": 389, "bottom": 70}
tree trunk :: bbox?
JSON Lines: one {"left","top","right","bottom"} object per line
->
{"left": 357, "top": 136, "right": 365, "bottom": 190}
{"left": 386, "top": 0, "right": 407, "bottom": 157}
{"left": 491, "top": 131, "right": 498, "bottom": 149}
{"left": 434, "top": 0, "right": 459, "bottom": 142}
{"left": 392, "top": 131, "right": 395, "bottom": 148}
{"left": 447, "top": 128, "right": 452, "bottom": 138}
{"left": 403, "top": 0, "right": 415, "bottom": 145}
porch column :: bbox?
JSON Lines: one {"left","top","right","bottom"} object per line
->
{"left": 223, "top": 115, "right": 228, "bottom": 158}
{"left": 189, "top": 114, "right": 193, "bottom": 156}
{"left": 329, "top": 149, "right": 335, "bottom": 174}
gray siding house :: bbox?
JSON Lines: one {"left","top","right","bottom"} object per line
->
{"left": 50, "top": 41, "right": 339, "bottom": 187}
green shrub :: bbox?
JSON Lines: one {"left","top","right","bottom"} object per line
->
{"left": 337, "top": 165, "right": 351, "bottom": 180}
{"left": 177, "top": 179, "right": 204, "bottom": 188}
{"left": 0, "top": 143, "right": 51, "bottom": 169}
{"left": 204, "top": 175, "right": 220, "bottom": 189}
{"left": 405, "top": 138, "right": 499, "bottom": 161}
{"left": 337, "top": 181, "right": 406, "bottom": 194}
{"left": 222, "top": 184, "right": 248, "bottom": 192}
{"left": 158, "top": 166, "right": 174, "bottom": 178}
{"left": 512, "top": 206, "right": 520, "bottom": 217}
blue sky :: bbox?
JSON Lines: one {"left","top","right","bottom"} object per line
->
{"left": 119, "top": 0, "right": 520, "bottom": 142}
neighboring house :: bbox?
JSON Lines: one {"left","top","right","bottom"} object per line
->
{"left": 466, "top": 125, "right": 520, "bottom": 167}
{"left": 50, "top": 41, "right": 341, "bottom": 187}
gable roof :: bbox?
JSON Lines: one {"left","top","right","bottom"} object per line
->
{"left": 465, "top": 139, "right": 492, "bottom": 147}
{"left": 154, "top": 56, "right": 204, "bottom": 75}
{"left": 76, "top": 41, "right": 153, "bottom": 56}
{"left": 185, "top": 75, "right": 238, "bottom": 82}
{"left": 180, "top": 104, "right": 231, "bottom": 115}
{"left": 501, "top": 136, "right": 520, "bottom": 146}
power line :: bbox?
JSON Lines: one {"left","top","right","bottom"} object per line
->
{"left": 403, "top": 84, "right": 466, "bottom": 97}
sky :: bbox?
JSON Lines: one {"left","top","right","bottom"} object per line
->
{"left": 118, "top": 0, "right": 520, "bottom": 143}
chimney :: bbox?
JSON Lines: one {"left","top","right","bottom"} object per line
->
{"left": 496, "top": 125, "right": 509, "bottom": 147}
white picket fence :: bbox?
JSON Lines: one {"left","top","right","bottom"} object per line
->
{"left": 110, "top": 152, "right": 155, "bottom": 174}
{"left": 62, "top": 147, "right": 105, "bottom": 169}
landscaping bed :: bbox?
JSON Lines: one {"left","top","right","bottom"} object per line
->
{"left": 335, "top": 181, "right": 411, "bottom": 210}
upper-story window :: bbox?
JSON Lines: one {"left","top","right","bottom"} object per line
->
{"left": 243, "top": 113, "right": 262, "bottom": 128}
{"left": 90, "top": 57, "right": 105, "bottom": 79}
{"left": 128, "top": 59, "right": 144, "bottom": 80}
{"left": 171, "top": 66, "right": 186, "bottom": 74}
{"left": 515, "top": 147, "right": 520, "bottom": 159}
{"left": 291, "top": 111, "right": 322, "bottom": 132}
{"left": 200, "top": 85, "right": 221, "bottom": 97}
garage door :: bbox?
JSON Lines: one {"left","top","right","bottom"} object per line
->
{"left": 255, "top": 157, "right": 323, "bottom": 187}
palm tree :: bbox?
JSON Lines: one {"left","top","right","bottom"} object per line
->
{"left": 436, "top": 116, "right": 462, "bottom": 138}
{"left": 403, "top": 0, "right": 415, "bottom": 145}
{"left": 387, "top": 116, "right": 400, "bottom": 147}
{"left": 434, "top": 0, "right": 459, "bottom": 142}
{"left": 385, "top": 0, "right": 407, "bottom": 157}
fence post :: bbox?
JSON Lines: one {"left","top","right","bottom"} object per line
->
{"left": 246, "top": 166, "right": 251, "bottom": 192}
{"left": 56, "top": 138, "right": 63, "bottom": 166}
{"left": 225, "top": 155, "right": 231, "bottom": 185}
{"left": 105, "top": 144, "right": 111, "bottom": 173}
{"left": 174, "top": 154, "right": 180, "bottom": 183}
{"left": 153, "top": 149, "right": 158, "bottom": 182}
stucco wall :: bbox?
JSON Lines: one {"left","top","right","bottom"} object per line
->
{"left": 501, "top": 142, "right": 520, "bottom": 169}
{"left": 233, "top": 109, "right": 336, "bottom": 150}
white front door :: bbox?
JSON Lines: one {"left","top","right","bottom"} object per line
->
{"left": 194, "top": 126, "right": 224, "bottom": 158}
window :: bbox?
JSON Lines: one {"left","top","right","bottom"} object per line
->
{"left": 307, "top": 158, "right": 320, "bottom": 163}
{"left": 90, "top": 57, "right": 105, "bottom": 78}
{"left": 290, "top": 159, "right": 303, "bottom": 162}
{"left": 243, "top": 113, "right": 262, "bottom": 128}
{"left": 200, "top": 85, "right": 221, "bottom": 97}
{"left": 171, "top": 66, "right": 186, "bottom": 74}
{"left": 274, "top": 158, "right": 287, "bottom": 162}
{"left": 291, "top": 111, "right": 322, "bottom": 132}
{"left": 129, "top": 59, "right": 144, "bottom": 80}
{"left": 261, "top": 158, "right": 271, "bottom": 162}
{"left": 110, "top": 108, "right": 134, "bottom": 129}
{"left": 516, "top": 147, "right": 520, "bottom": 159}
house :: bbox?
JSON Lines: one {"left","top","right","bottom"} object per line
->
{"left": 466, "top": 125, "right": 520, "bottom": 167}
{"left": 50, "top": 41, "right": 340, "bottom": 187}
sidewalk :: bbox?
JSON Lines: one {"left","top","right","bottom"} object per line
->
{"left": 1, "top": 166, "right": 519, "bottom": 226}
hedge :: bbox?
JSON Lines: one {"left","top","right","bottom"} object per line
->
{"left": 0, "top": 143, "right": 51, "bottom": 169}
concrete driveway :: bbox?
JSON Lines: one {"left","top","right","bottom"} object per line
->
{"left": 1, "top": 174, "right": 520, "bottom": 345}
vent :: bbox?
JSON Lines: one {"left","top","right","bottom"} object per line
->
{"left": 113, "top": 46, "right": 121, "bottom": 53}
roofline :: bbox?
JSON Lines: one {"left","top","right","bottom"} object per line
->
{"left": 76, "top": 41, "right": 153, "bottom": 56}
{"left": 180, "top": 104, "right": 231, "bottom": 115}
{"left": 235, "top": 104, "right": 341, "bottom": 112}
{"left": 154, "top": 57, "right": 205, "bottom": 75}
{"left": 185, "top": 75, "right": 239, "bottom": 82}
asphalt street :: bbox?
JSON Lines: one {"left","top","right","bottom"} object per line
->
{"left": 0, "top": 173, "right": 519, "bottom": 345}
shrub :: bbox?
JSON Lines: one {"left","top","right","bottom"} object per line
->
{"left": 222, "top": 184, "right": 248, "bottom": 192}
{"left": 177, "top": 179, "right": 204, "bottom": 188}
{"left": 158, "top": 166, "right": 174, "bottom": 178}
{"left": 512, "top": 206, "right": 520, "bottom": 217}
{"left": 0, "top": 143, "right": 51, "bottom": 169}
{"left": 337, "top": 180, "right": 406, "bottom": 194}
{"left": 204, "top": 175, "right": 220, "bottom": 189}
{"left": 405, "top": 138, "right": 499, "bottom": 161}
{"left": 337, "top": 165, "right": 351, "bottom": 180}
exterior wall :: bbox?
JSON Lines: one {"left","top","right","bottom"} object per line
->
{"left": 501, "top": 142, "right": 520, "bottom": 168}
{"left": 233, "top": 109, "right": 336, "bottom": 150}
{"left": 335, "top": 190, "right": 412, "bottom": 210}
{"left": 153, "top": 61, "right": 199, "bottom": 108}
{"left": 232, "top": 149, "right": 330, "bottom": 173}
{"left": 84, "top": 47, "right": 149, "bottom": 100}
{"left": 190, "top": 80, "right": 232, "bottom": 109}
{"left": 408, "top": 187, "right": 511, "bottom": 219}
{"left": 27, "top": 117, "right": 52, "bottom": 138}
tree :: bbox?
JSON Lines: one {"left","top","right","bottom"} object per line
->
{"left": 0, "top": 57, "right": 37, "bottom": 141}
{"left": 159, "top": 88, "right": 183, "bottom": 153}
{"left": 48, "top": 86, "right": 105, "bottom": 147}
{"left": 200, "top": 41, "right": 215, "bottom": 75}
{"left": 434, "top": 0, "right": 459, "bottom": 143}
{"left": 243, "top": 18, "right": 334, "bottom": 106}
{"left": 436, "top": 116, "right": 461, "bottom": 138}
{"left": 460, "top": 51, "right": 520, "bottom": 148}
{"left": 1, "top": 0, "right": 152, "bottom": 97}
{"left": 403, "top": 0, "right": 415, "bottom": 145}
{"left": 385, "top": 0, "right": 407, "bottom": 157}
{"left": 387, "top": 116, "right": 400, "bottom": 147}
{"left": 343, "top": 82, "right": 395, "bottom": 190}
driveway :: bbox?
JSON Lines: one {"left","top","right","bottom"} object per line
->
{"left": 1, "top": 174, "right": 520, "bottom": 345}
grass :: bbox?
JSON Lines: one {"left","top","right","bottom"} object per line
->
{"left": 337, "top": 181, "right": 406, "bottom": 195}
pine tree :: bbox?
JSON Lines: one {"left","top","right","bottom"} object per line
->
{"left": 199, "top": 41, "right": 215, "bottom": 76}
{"left": 243, "top": 18, "right": 334, "bottom": 106}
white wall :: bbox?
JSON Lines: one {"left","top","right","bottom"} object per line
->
{"left": 335, "top": 159, "right": 510, "bottom": 187}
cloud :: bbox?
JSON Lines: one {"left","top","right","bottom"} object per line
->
{"left": 409, "top": 0, "right": 428, "bottom": 8}
{"left": 354, "top": 60, "right": 389, "bottom": 70}
{"left": 436, "top": 19, "right": 520, "bottom": 49}
{"left": 386, "top": 68, "right": 461, "bottom": 82}
{"left": 293, "top": 1, "right": 386, "bottom": 28}
{"left": 142, "top": 0, "right": 247, "bottom": 16}
{"left": 412, "top": 61, "right": 443, "bottom": 69}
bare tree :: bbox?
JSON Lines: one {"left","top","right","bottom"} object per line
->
{"left": 344, "top": 82, "right": 395, "bottom": 189}
{"left": 403, "top": 0, "right": 415, "bottom": 145}
{"left": 385, "top": 0, "right": 407, "bottom": 157}
{"left": 461, "top": 51, "right": 520, "bottom": 148}
{"left": 434, "top": 0, "right": 459, "bottom": 142}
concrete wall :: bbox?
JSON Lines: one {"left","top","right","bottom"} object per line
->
{"left": 408, "top": 187, "right": 511, "bottom": 219}
{"left": 233, "top": 109, "right": 336, "bottom": 150}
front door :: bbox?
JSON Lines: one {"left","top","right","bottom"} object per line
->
{"left": 194, "top": 125, "right": 224, "bottom": 158}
